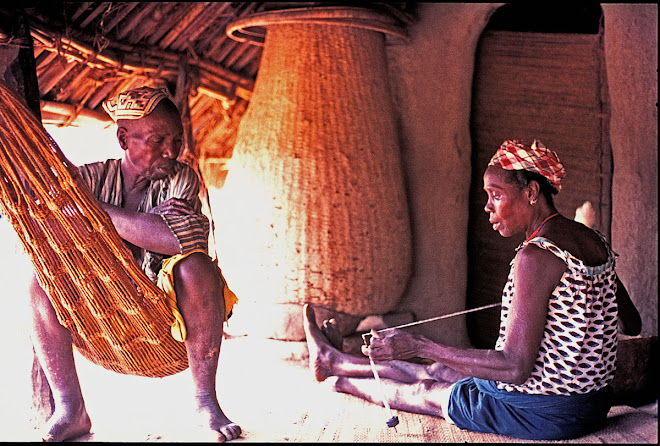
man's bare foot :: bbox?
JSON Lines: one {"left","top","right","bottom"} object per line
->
{"left": 40, "top": 400, "right": 92, "bottom": 442}
{"left": 304, "top": 304, "right": 342, "bottom": 382}
{"left": 194, "top": 394, "right": 242, "bottom": 442}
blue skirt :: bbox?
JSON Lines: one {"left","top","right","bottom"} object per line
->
{"left": 447, "top": 377, "right": 612, "bottom": 440}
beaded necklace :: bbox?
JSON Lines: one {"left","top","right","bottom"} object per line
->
{"left": 525, "top": 212, "right": 559, "bottom": 243}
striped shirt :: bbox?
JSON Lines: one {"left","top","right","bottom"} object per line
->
{"left": 78, "top": 159, "right": 210, "bottom": 282}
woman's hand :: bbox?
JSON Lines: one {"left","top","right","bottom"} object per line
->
{"left": 361, "top": 328, "right": 428, "bottom": 361}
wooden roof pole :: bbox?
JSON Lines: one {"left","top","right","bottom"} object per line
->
{"left": 174, "top": 61, "right": 219, "bottom": 261}
{"left": 0, "top": 9, "right": 54, "bottom": 428}
{"left": 29, "top": 23, "right": 254, "bottom": 102}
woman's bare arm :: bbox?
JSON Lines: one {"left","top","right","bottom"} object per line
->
{"left": 366, "top": 245, "right": 566, "bottom": 385}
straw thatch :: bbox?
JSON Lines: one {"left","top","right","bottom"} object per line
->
{"left": 8, "top": 3, "right": 412, "bottom": 168}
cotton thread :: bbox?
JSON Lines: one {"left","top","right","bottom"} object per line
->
{"left": 361, "top": 302, "right": 502, "bottom": 428}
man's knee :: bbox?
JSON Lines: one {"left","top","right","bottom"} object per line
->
{"left": 174, "top": 252, "right": 215, "bottom": 279}
{"left": 173, "top": 252, "right": 223, "bottom": 292}
{"left": 28, "top": 273, "right": 64, "bottom": 327}
{"left": 29, "top": 274, "right": 50, "bottom": 309}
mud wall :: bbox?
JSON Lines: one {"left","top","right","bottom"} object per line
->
{"left": 386, "top": 3, "right": 501, "bottom": 347}
{"left": 386, "top": 2, "right": 657, "bottom": 344}
{"left": 603, "top": 4, "right": 658, "bottom": 337}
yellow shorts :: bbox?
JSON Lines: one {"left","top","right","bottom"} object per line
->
{"left": 157, "top": 249, "right": 238, "bottom": 342}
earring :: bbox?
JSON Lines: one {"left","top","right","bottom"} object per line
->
{"left": 530, "top": 199, "right": 537, "bottom": 205}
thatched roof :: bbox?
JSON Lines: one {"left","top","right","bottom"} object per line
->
{"left": 13, "top": 2, "right": 413, "bottom": 164}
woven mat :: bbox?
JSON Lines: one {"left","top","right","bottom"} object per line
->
{"left": 281, "top": 388, "right": 657, "bottom": 443}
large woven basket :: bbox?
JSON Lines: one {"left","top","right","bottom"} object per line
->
{"left": 0, "top": 81, "right": 187, "bottom": 377}
{"left": 215, "top": 20, "right": 412, "bottom": 317}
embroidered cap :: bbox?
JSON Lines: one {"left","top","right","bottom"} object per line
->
{"left": 102, "top": 86, "right": 172, "bottom": 121}
{"left": 488, "top": 139, "right": 566, "bottom": 192}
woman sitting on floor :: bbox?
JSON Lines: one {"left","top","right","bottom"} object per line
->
{"left": 304, "top": 139, "right": 642, "bottom": 441}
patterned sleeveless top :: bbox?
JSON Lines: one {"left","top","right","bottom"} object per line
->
{"left": 495, "top": 235, "right": 619, "bottom": 396}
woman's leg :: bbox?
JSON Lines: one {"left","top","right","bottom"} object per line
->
{"left": 304, "top": 303, "right": 464, "bottom": 419}
{"left": 334, "top": 376, "right": 454, "bottom": 418}
{"left": 304, "top": 304, "right": 462, "bottom": 384}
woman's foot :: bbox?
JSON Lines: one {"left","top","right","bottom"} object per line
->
{"left": 321, "top": 318, "right": 343, "bottom": 351}
{"left": 303, "top": 304, "right": 343, "bottom": 382}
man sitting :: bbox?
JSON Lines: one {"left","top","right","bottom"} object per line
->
{"left": 28, "top": 86, "right": 240, "bottom": 442}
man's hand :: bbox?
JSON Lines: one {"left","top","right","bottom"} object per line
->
{"left": 149, "top": 197, "right": 195, "bottom": 216}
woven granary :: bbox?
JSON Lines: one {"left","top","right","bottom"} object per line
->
{"left": 0, "top": 81, "right": 188, "bottom": 377}
{"left": 215, "top": 12, "right": 412, "bottom": 317}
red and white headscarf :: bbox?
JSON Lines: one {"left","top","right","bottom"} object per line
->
{"left": 102, "top": 86, "right": 171, "bottom": 121}
{"left": 488, "top": 139, "right": 566, "bottom": 192}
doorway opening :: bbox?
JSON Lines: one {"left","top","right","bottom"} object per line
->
{"left": 466, "top": 3, "right": 609, "bottom": 348}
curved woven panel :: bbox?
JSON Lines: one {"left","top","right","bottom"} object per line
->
{"left": 0, "top": 81, "right": 187, "bottom": 377}
{"left": 215, "top": 23, "right": 412, "bottom": 316}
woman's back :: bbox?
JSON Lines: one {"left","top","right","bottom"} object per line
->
{"left": 541, "top": 216, "right": 609, "bottom": 267}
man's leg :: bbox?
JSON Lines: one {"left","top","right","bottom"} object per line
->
{"left": 173, "top": 252, "right": 241, "bottom": 442}
{"left": 28, "top": 274, "right": 91, "bottom": 442}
